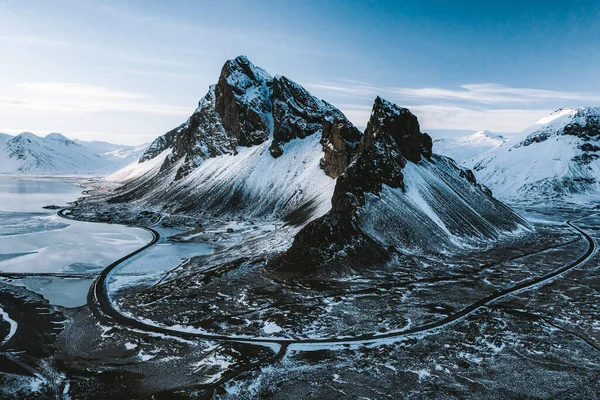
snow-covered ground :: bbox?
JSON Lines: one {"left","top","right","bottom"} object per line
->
{"left": 0, "top": 305, "right": 17, "bottom": 345}
{"left": 109, "top": 131, "right": 337, "bottom": 222}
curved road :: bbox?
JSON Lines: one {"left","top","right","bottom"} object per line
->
{"left": 58, "top": 209, "right": 597, "bottom": 347}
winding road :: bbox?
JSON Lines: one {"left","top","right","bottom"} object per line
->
{"left": 57, "top": 209, "right": 598, "bottom": 348}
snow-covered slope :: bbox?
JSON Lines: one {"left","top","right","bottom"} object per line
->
{"left": 108, "top": 56, "right": 361, "bottom": 224}
{"left": 271, "top": 98, "right": 531, "bottom": 274}
{"left": 0, "top": 132, "right": 148, "bottom": 175}
{"left": 466, "top": 107, "right": 600, "bottom": 202}
{"left": 433, "top": 130, "right": 507, "bottom": 163}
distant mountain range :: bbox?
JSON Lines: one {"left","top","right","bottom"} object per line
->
{"left": 0, "top": 132, "right": 148, "bottom": 175}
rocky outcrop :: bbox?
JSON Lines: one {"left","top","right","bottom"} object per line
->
{"left": 214, "top": 56, "right": 272, "bottom": 148}
{"left": 270, "top": 97, "right": 529, "bottom": 275}
{"left": 320, "top": 119, "right": 362, "bottom": 178}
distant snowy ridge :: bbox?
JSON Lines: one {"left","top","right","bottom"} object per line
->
{"left": 0, "top": 132, "right": 148, "bottom": 175}
{"left": 466, "top": 107, "right": 600, "bottom": 202}
{"left": 433, "top": 130, "right": 507, "bottom": 163}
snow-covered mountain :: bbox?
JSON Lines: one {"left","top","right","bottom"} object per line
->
{"left": 466, "top": 107, "right": 600, "bottom": 202}
{"left": 271, "top": 97, "right": 530, "bottom": 274}
{"left": 107, "top": 57, "right": 529, "bottom": 273}
{"left": 108, "top": 56, "right": 362, "bottom": 223}
{"left": 0, "top": 132, "right": 148, "bottom": 175}
{"left": 433, "top": 130, "right": 507, "bottom": 163}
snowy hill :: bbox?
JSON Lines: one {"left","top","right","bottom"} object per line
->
{"left": 466, "top": 107, "right": 600, "bottom": 202}
{"left": 108, "top": 56, "right": 361, "bottom": 224}
{"left": 271, "top": 97, "right": 530, "bottom": 274}
{"left": 433, "top": 130, "right": 507, "bottom": 163}
{"left": 0, "top": 132, "right": 148, "bottom": 175}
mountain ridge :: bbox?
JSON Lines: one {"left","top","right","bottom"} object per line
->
{"left": 466, "top": 106, "right": 600, "bottom": 201}
{"left": 0, "top": 132, "right": 148, "bottom": 175}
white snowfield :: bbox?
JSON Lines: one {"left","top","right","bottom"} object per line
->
{"left": 433, "top": 130, "right": 507, "bottom": 163}
{"left": 108, "top": 132, "right": 336, "bottom": 222}
{"left": 465, "top": 107, "right": 600, "bottom": 202}
{"left": 0, "top": 132, "right": 147, "bottom": 175}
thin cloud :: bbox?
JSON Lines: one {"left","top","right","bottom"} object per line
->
{"left": 0, "top": 96, "right": 191, "bottom": 116}
{"left": 16, "top": 82, "right": 151, "bottom": 100}
{"left": 391, "top": 84, "right": 600, "bottom": 104}
{"left": 338, "top": 103, "right": 550, "bottom": 133}
{"left": 306, "top": 81, "right": 600, "bottom": 105}
{"left": 0, "top": 34, "right": 70, "bottom": 47}
{"left": 107, "top": 67, "right": 198, "bottom": 80}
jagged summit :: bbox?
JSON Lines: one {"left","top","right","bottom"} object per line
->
{"left": 111, "top": 56, "right": 362, "bottom": 222}
{"left": 137, "top": 56, "right": 353, "bottom": 176}
{"left": 270, "top": 97, "right": 529, "bottom": 275}
{"left": 467, "top": 106, "right": 600, "bottom": 201}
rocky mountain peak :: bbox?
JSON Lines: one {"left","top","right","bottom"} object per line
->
{"left": 138, "top": 56, "right": 361, "bottom": 180}
{"left": 364, "top": 96, "right": 432, "bottom": 163}
{"left": 214, "top": 56, "right": 273, "bottom": 148}
{"left": 270, "top": 97, "right": 527, "bottom": 275}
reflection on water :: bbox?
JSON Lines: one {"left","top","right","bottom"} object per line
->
{"left": 0, "top": 177, "right": 84, "bottom": 212}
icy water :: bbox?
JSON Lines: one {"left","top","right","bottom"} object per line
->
{"left": 107, "top": 226, "right": 213, "bottom": 299}
{"left": 0, "top": 177, "right": 153, "bottom": 307}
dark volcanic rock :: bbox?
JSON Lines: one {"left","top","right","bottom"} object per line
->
{"left": 214, "top": 56, "right": 272, "bottom": 148}
{"left": 364, "top": 97, "right": 432, "bottom": 163}
{"left": 271, "top": 97, "right": 429, "bottom": 274}
{"left": 320, "top": 119, "right": 362, "bottom": 178}
{"left": 270, "top": 97, "right": 528, "bottom": 275}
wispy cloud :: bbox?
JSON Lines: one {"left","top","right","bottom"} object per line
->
{"left": 338, "top": 102, "right": 550, "bottom": 133}
{"left": 0, "top": 34, "right": 69, "bottom": 47}
{"left": 2, "top": 81, "right": 190, "bottom": 116}
{"left": 16, "top": 82, "right": 151, "bottom": 100}
{"left": 105, "top": 67, "right": 198, "bottom": 80}
{"left": 0, "top": 96, "right": 191, "bottom": 116}
{"left": 304, "top": 81, "right": 600, "bottom": 105}
{"left": 390, "top": 84, "right": 600, "bottom": 104}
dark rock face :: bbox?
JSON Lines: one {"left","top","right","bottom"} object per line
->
{"left": 137, "top": 56, "right": 359, "bottom": 179}
{"left": 320, "top": 119, "right": 362, "bottom": 179}
{"left": 214, "top": 57, "right": 272, "bottom": 148}
{"left": 271, "top": 97, "right": 429, "bottom": 274}
{"left": 364, "top": 97, "right": 432, "bottom": 163}
{"left": 270, "top": 97, "right": 525, "bottom": 275}
{"left": 271, "top": 76, "right": 345, "bottom": 147}
{"left": 332, "top": 97, "right": 434, "bottom": 213}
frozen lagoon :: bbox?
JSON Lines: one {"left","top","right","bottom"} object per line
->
{"left": 0, "top": 177, "right": 153, "bottom": 307}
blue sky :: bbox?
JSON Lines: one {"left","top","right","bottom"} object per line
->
{"left": 1, "top": 0, "right": 599, "bottom": 145}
